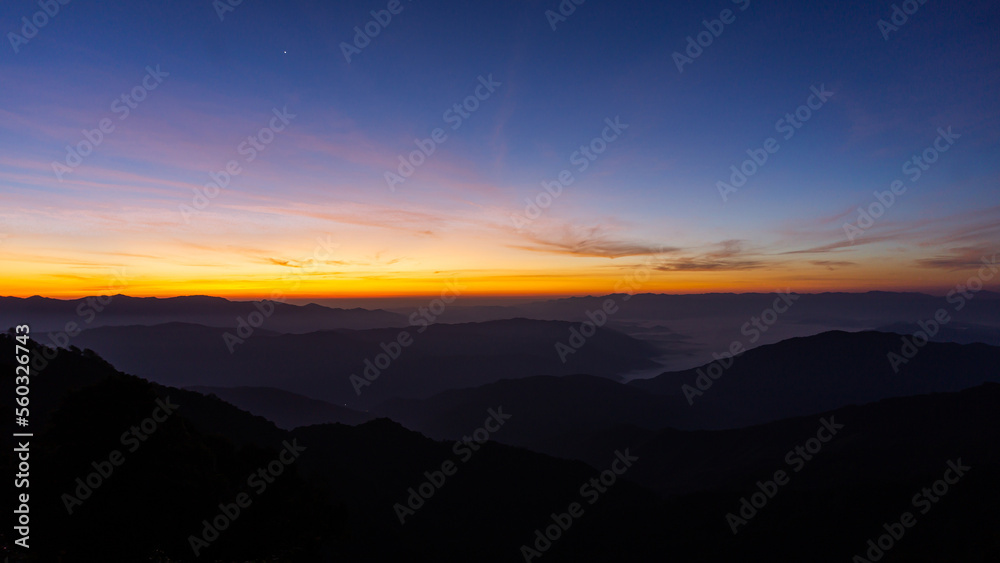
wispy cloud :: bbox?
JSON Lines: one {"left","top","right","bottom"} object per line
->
{"left": 914, "top": 246, "right": 998, "bottom": 271}
{"left": 810, "top": 260, "right": 857, "bottom": 270}
{"left": 509, "top": 224, "right": 674, "bottom": 258}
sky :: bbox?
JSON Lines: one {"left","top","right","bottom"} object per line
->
{"left": 1, "top": 0, "right": 998, "bottom": 298}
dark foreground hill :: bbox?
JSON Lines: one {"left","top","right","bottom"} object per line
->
{"left": 373, "top": 373, "right": 682, "bottom": 450}
{"left": 3, "top": 333, "right": 998, "bottom": 562}
{"left": 187, "top": 385, "right": 376, "bottom": 428}
{"left": 359, "top": 332, "right": 1000, "bottom": 464}
{"left": 0, "top": 334, "right": 676, "bottom": 562}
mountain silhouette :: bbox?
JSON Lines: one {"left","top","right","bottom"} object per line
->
{"left": 4, "top": 331, "right": 1000, "bottom": 561}
{"left": 0, "top": 294, "right": 406, "bottom": 333}
{"left": 64, "top": 319, "right": 660, "bottom": 408}
{"left": 631, "top": 330, "right": 1000, "bottom": 428}
{"left": 186, "top": 385, "right": 375, "bottom": 428}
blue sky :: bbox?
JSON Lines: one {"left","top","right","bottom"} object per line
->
{"left": 1, "top": 0, "right": 998, "bottom": 297}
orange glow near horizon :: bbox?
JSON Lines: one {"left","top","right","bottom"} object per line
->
{"left": 1, "top": 261, "right": 993, "bottom": 300}
{"left": 2, "top": 219, "right": 996, "bottom": 300}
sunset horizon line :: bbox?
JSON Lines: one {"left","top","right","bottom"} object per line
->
{"left": 5, "top": 286, "right": 998, "bottom": 302}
